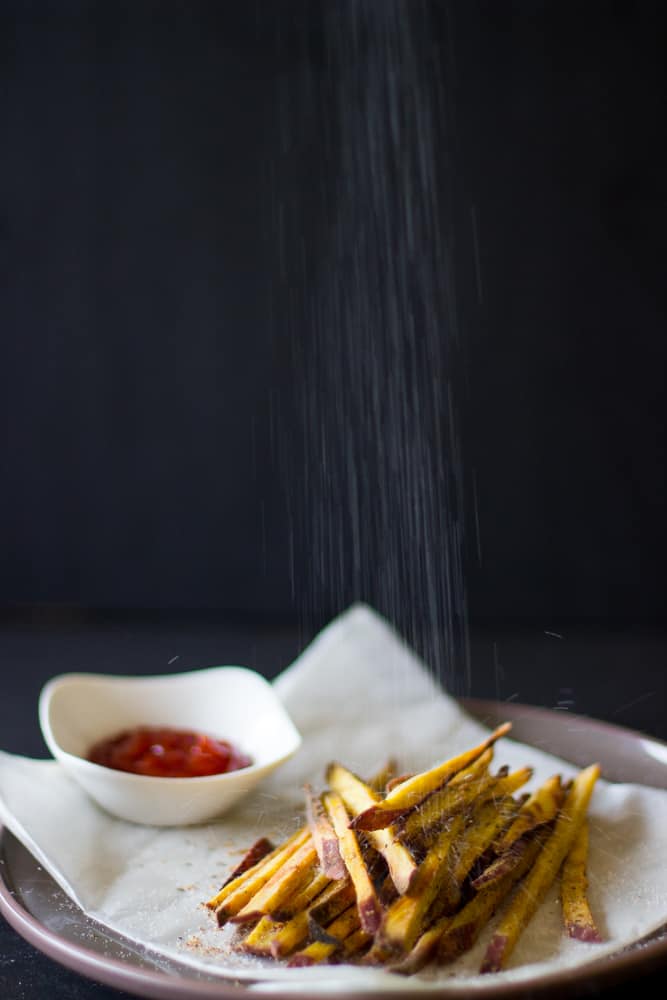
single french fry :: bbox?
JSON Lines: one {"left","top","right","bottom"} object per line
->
{"left": 210, "top": 828, "right": 310, "bottom": 923}
{"left": 492, "top": 766, "right": 533, "bottom": 800}
{"left": 560, "top": 821, "right": 601, "bottom": 942}
{"left": 373, "top": 813, "right": 466, "bottom": 959}
{"left": 323, "top": 790, "right": 382, "bottom": 935}
{"left": 326, "top": 762, "right": 417, "bottom": 894}
{"left": 352, "top": 724, "right": 512, "bottom": 831}
{"left": 304, "top": 784, "right": 346, "bottom": 880}
{"left": 494, "top": 774, "right": 565, "bottom": 853}
{"left": 219, "top": 837, "right": 274, "bottom": 890}
{"left": 231, "top": 838, "right": 319, "bottom": 923}
{"left": 480, "top": 763, "right": 600, "bottom": 973}
{"left": 450, "top": 746, "right": 496, "bottom": 787}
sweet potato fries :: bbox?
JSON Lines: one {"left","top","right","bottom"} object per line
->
{"left": 205, "top": 725, "right": 601, "bottom": 974}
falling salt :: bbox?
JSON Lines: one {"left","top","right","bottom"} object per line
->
{"left": 273, "top": 0, "right": 471, "bottom": 695}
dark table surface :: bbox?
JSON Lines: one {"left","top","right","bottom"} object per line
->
{"left": 1, "top": 612, "right": 666, "bottom": 999}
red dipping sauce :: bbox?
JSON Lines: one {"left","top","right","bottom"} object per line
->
{"left": 88, "top": 727, "right": 252, "bottom": 778}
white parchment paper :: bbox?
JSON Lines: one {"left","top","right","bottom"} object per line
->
{"left": 1, "top": 605, "right": 666, "bottom": 991}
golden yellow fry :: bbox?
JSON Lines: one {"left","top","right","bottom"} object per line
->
{"left": 351, "top": 723, "right": 512, "bottom": 831}
{"left": 240, "top": 883, "right": 355, "bottom": 959}
{"left": 289, "top": 905, "right": 363, "bottom": 966}
{"left": 401, "top": 749, "right": 494, "bottom": 845}
{"left": 390, "top": 914, "right": 451, "bottom": 975}
{"left": 272, "top": 870, "right": 331, "bottom": 921}
{"left": 219, "top": 837, "right": 274, "bottom": 890}
{"left": 207, "top": 827, "right": 308, "bottom": 911}
{"left": 472, "top": 833, "right": 539, "bottom": 891}
{"left": 374, "top": 813, "right": 466, "bottom": 959}
{"left": 480, "top": 763, "right": 600, "bottom": 973}
{"left": 561, "top": 821, "right": 601, "bottom": 942}
{"left": 288, "top": 934, "right": 339, "bottom": 967}
{"left": 271, "top": 879, "right": 358, "bottom": 959}
{"left": 495, "top": 774, "right": 565, "bottom": 853}
{"left": 323, "top": 790, "right": 382, "bottom": 935}
{"left": 326, "top": 762, "right": 417, "bottom": 894}
{"left": 344, "top": 925, "right": 372, "bottom": 957}
{"left": 308, "top": 878, "right": 356, "bottom": 927}
{"left": 450, "top": 746, "right": 496, "bottom": 786}
{"left": 210, "top": 828, "right": 310, "bottom": 923}
{"left": 239, "top": 910, "right": 311, "bottom": 960}
{"left": 315, "top": 905, "right": 360, "bottom": 947}
{"left": 238, "top": 914, "right": 282, "bottom": 956}
{"left": 268, "top": 911, "right": 313, "bottom": 959}
{"left": 492, "top": 766, "right": 533, "bottom": 799}
{"left": 304, "top": 784, "right": 346, "bottom": 880}
{"left": 231, "top": 838, "right": 318, "bottom": 923}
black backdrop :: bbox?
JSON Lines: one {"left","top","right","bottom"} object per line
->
{"left": 1, "top": 0, "right": 665, "bottom": 626}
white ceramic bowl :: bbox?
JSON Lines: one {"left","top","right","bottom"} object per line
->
{"left": 38, "top": 666, "right": 301, "bottom": 826}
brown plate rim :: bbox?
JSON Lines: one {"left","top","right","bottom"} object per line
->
{"left": 1, "top": 698, "right": 666, "bottom": 1000}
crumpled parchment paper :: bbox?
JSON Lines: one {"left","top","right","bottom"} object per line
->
{"left": 1, "top": 605, "right": 666, "bottom": 991}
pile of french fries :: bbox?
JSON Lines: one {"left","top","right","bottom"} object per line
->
{"left": 205, "top": 723, "right": 601, "bottom": 974}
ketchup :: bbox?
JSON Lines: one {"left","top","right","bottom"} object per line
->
{"left": 88, "top": 727, "right": 252, "bottom": 778}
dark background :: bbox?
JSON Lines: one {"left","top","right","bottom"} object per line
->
{"left": 1, "top": 0, "right": 666, "bottom": 629}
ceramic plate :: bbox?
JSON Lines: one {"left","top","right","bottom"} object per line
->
{"left": 1, "top": 699, "right": 666, "bottom": 999}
